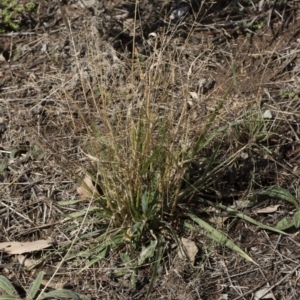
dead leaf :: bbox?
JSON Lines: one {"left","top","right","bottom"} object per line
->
{"left": 254, "top": 287, "right": 276, "bottom": 299}
{"left": 0, "top": 240, "right": 52, "bottom": 255}
{"left": 231, "top": 200, "right": 252, "bottom": 209}
{"left": 0, "top": 53, "right": 6, "bottom": 64}
{"left": 189, "top": 91, "right": 199, "bottom": 101}
{"left": 179, "top": 238, "right": 198, "bottom": 265}
{"left": 41, "top": 279, "right": 67, "bottom": 290}
{"left": 77, "top": 174, "right": 100, "bottom": 199}
{"left": 17, "top": 255, "right": 39, "bottom": 268}
{"left": 209, "top": 215, "right": 230, "bottom": 225}
{"left": 255, "top": 205, "right": 280, "bottom": 214}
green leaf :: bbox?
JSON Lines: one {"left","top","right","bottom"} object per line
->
{"left": 224, "top": 206, "right": 287, "bottom": 234}
{"left": 200, "top": 198, "right": 288, "bottom": 235}
{"left": 114, "top": 268, "right": 132, "bottom": 277}
{"left": 0, "top": 157, "right": 8, "bottom": 174}
{"left": 0, "top": 276, "right": 19, "bottom": 297}
{"left": 27, "top": 271, "right": 44, "bottom": 300}
{"left": 138, "top": 240, "right": 156, "bottom": 266}
{"left": 39, "top": 289, "right": 90, "bottom": 300}
{"left": 187, "top": 213, "right": 253, "bottom": 262}
{"left": 130, "top": 271, "right": 138, "bottom": 288}
{"left": 193, "top": 125, "right": 228, "bottom": 155}
{"left": 62, "top": 207, "right": 98, "bottom": 221}
{"left": 258, "top": 186, "right": 298, "bottom": 208}
{"left": 0, "top": 296, "right": 19, "bottom": 300}
{"left": 86, "top": 248, "right": 107, "bottom": 267}
{"left": 145, "top": 235, "right": 163, "bottom": 300}
{"left": 120, "top": 253, "right": 131, "bottom": 265}
{"left": 57, "top": 200, "right": 85, "bottom": 206}
{"left": 293, "top": 211, "right": 300, "bottom": 228}
{"left": 84, "top": 234, "right": 123, "bottom": 266}
{"left": 275, "top": 217, "right": 295, "bottom": 231}
{"left": 183, "top": 222, "right": 196, "bottom": 230}
{"left": 128, "top": 221, "right": 143, "bottom": 237}
{"left": 192, "top": 82, "right": 233, "bottom": 156}
{"left": 141, "top": 147, "right": 164, "bottom": 174}
{"left": 141, "top": 191, "right": 148, "bottom": 215}
{"left": 9, "top": 149, "right": 19, "bottom": 159}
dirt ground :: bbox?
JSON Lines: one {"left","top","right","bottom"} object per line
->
{"left": 1, "top": 0, "right": 300, "bottom": 299}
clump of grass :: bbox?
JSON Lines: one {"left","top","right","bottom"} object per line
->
{"left": 0, "top": 272, "right": 90, "bottom": 300}
{"left": 42, "top": 12, "right": 289, "bottom": 297}
{"left": 61, "top": 41, "right": 283, "bottom": 253}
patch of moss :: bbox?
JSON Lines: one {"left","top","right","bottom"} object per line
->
{"left": 0, "top": 0, "right": 36, "bottom": 33}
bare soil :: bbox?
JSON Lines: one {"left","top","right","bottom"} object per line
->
{"left": 1, "top": 1, "right": 300, "bottom": 299}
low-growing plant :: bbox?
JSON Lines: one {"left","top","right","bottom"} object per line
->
{"left": 0, "top": 272, "right": 90, "bottom": 300}
{"left": 0, "top": 0, "right": 36, "bottom": 33}
{"left": 280, "top": 89, "right": 297, "bottom": 99}
{"left": 255, "top": 186, "right": 300, "bottom": 231}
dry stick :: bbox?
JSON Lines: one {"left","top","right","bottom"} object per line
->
{"left": 131, "top": 0, "right": 139, "bottom": 61}
{"left": 0, "top": 32, "right": 35, "bottom": 37}
{"left": 57, "top": 0, "right": 71, "bottom": 33}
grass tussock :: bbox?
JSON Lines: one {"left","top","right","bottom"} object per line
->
{"left": 21, "top": 11, "right": 298, "bottom": 298}
{"left": 60, "top": 29, "right": 248, "bottom": 265}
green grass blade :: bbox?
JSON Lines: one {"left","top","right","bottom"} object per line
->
{"left": 120, "top": 253, "right": 131, "bottom": 265}
{"left": 141, "top": 146, "right": 164, "bottom": 174}
{"left": 57, "top": 200, "right": 86, "bottom": 206}
{"left": 275, "top": 217, "right": 295, "bottom": 231}
{"left": 192, "top": 82, "right": 232, "bottom": 156}
{"left": 187, "top": 213, "right": 253, "bottom": 262}
{"left": 293, "top": 211, "right": 300, "bottom": 228}
{"left": 191, "top": 197, "right": 288, "bottom": 235}
{"left": 145, "top": 235, "right": 163, "bottom": 300}
{"left": 214, "top": 202, "right": 288, "bottom": 235}
{"left": 39, "top": 289, "right": 90, "bottom": 300}
{"left": 86, "top": 248, "right": 108, "bottom": 267}
{"left": 0, "top": 157, "right": 8, "bottom": 175}
{"left": 85, "top": 234, "right": 123, "bottom": 266}
{"left": 178, "top": 170, "right": 216, "bottom": 203}
{"left": 0, "top": 296, "right": 18, "bottom": 300}
{"left": 257, "top": 186, "right": 299, "bottom": 208}
{"left": 62, "top": 207, "right": 98, "bottom": 222}
{"left": 0, "top": 276, "right": 19, "bottom": 297}
{"left": 200, "top": 141, "right": 221, "bottom": 181}
{"left": 27, "top": 271, "right": 44, "bottom": 300}
{"left": 138, "top": 240, "right": 156, "bottom": 266}
{"left": 192, "top": 125, "right": 228, "bottom": 155}
{"left": 141, "top": 190, "right": 149, "bottom": 215}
